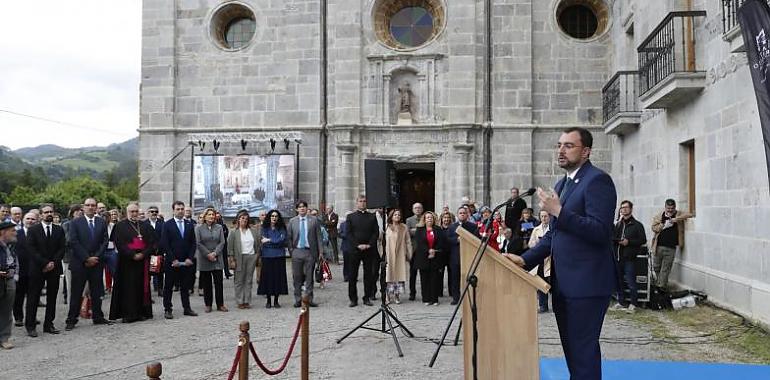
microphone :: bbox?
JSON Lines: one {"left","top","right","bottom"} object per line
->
{"left": 493, "top": 187, "right": 536, "bottom": 211}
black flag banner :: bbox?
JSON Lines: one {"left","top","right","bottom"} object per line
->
{"left": 739, "top": 0, "right": 770, "bottom": 189}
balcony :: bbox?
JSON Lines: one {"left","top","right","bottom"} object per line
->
{"left": 602, "top": 71, "right": 641, "bottom": 136}
{"left": 638, "top": 11, "right": 707, "bottom": 110}
{"left": 722, "top": 0, "right": 770, "bottom": 52}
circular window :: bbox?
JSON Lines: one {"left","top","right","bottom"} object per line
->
{"left": 210, "top": 3, "right": 257, "bottom": 51}
{"left": 373, "top": 0, "right": 445, "bottom": 50}
{"left": 555, "top": 0, "right": 609, "bottom": 41}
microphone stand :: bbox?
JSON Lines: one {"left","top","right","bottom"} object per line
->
{"left": 428, "top": 193, "right": 531, "bottom": 379}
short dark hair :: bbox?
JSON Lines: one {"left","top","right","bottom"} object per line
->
{"left": 295, "top": 200, "right": 308, "bottom": 209}
{"left": 147, "top": 205, "right": 159, "bottom": 211}
{"left": 172, "top": 201, "right": 185, "bottom": 209}
{"left": 665, "top": 199, "right": 676, "bottom": 207}
{"left": 563, "top": 127, "right": 593, "bottom": 148}
{"left": 621, "top": 200, "right": 633, "bottom": 209}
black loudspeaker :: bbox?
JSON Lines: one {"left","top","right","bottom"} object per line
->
{"left": 364, "top": 159, "right": 399, "bottom": 208}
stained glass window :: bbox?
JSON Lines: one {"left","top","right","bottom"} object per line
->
{"left": 225, "top": 17, "right": 256, "bottom": 49}
{"left": 389, "top": 7, "right": 434, "bottom": 48}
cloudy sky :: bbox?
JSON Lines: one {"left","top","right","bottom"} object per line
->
{"left": 0, "top": 1, "right": 141, "bottom": 150}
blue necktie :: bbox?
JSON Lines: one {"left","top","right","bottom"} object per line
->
{"left": 560, "top": 177, "right": 574, "bottom": 197}
{"left": 177, "top": 220, "right": 184, "bottom": 236}
{"left": 88, "top": 219, "right": 95, "bottom": 239}
{"left": 299, "top": 218, "right": 307, "bottom": 249}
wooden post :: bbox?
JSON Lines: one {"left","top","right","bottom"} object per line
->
{"left": 239, "top": 321, "right": 250, "bottom": 380}
{"left": 301, "top": 295, "right": 310, "bottom": 380}
{"left": 685, "top": 0, "right": 696, "bottom": 71}
{"left": 146, "top": 362, "right": 162, "bottom": 380}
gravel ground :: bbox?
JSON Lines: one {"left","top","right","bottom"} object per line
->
{"left": 1, "top": 262, "right": 765, "bottom": 379}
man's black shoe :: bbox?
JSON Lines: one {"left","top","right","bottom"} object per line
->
{"left": 293, "top": 301, "right": 301, "bottom": 308}
{"left": 183, "top": 309, "right": 198, "bottom": 317}
{"left": 308, "top": 302, "right": 318, "bottom": 307}
{"left": 408, "top": 295, "right": 416, "bottom": 301}
{"left": 27, "top": 330, "right": 38, "bottom": 338}
{"left": 450, "top": 300, "right": 459, "bottom": 306}
{"left": 14, "top": 320, "right": 23, "bottom": 327}
{"left": 65, "top": 323, "right": 75, "bottom": 331}
{"left": 43, "top": 326, "right": 60, "bottom": 334}
{"left": 362, "top": 299, "right": 373, "bottom": 306}
{"left": 349, "top": 301, "right": 358, "bottom": 307}
{"left": 164, "top": 311, "right": 173, "bottom": 319}
{"left": 93, "top": 319, "right": 114, "bottom": 325}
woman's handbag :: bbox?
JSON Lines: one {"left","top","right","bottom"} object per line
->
{"left": 149, "top": 255, "right": 164, "bottom": 274}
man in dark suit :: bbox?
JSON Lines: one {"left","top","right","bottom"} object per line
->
{"left": 65, "top": 198, "right": 114, "bottom": 330}
{"left": 13, "top": 212, "right": 37, "bottom": 326}
{"left": 445, "top": 206, "right": 479, "bottom": 305}
{"left": 346, "top": 195, "right": 380, "bottom": 307}
{"left": 322, "top": 206, "right": 339, "bottom": 264}
{"left": 144, "top": 205, "right": 164, "bottom": 296}
{"left": 504, "top": 187, "right": 527, "bottom": 230}
{"left": 161, "top": 201, "right": 198, "bottom": 319}
{"left": 286, "top": 201, "right": 323, "bottom": 308}
{"left": 511, "top": 128, "right": 617, "bottom": 380}
{"left": 25, "top": 204, "right": 67, "bottom": 336}
{"left": 499, "top": 228, "right": 517, "bottom": 254}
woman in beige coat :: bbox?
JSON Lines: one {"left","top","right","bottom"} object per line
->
{"left": 385, "top": 209, "right": 412, "bottom": 304}
{"left": 227, "top": 210, "right": 262, "bottom": 309}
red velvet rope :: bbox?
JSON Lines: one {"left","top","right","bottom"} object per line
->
{"left": 226, "top": 346, "right": 242, "bottom": 380}
{"left": 249, "top": 313, "right": 305, "bottom": 375}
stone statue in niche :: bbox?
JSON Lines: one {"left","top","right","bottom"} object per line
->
{"left": 397, "top": 81, "right": 414, "bottom": 125}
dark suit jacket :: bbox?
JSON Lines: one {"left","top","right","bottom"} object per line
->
{"left": 504, "top": 198, "right": 527, "bottom": 229}
{"left": 68, "top": 216, "right": 108, "bottom": 272}
{"left": 15, "top": 228, "right": 30, "bottom": 278}
{"left": 499, "top": 239, "right": 517, "bottom": 254}
{"left": 143, "top": 218, "right": 165, "bottom": 255}
{"left": 161, "top": 218, "right": 197, "bottom": 266}
{"left": 346, "top": 210, "right": 379, "bottom": 256}
{"left": 413, "top": 226, "right": 448, "bottom": 270}
{"left": 522, "top": 161, "right": 617, "bottom": 298}
{"left": 25, "top": 222, "right": 66, "bottom": 276}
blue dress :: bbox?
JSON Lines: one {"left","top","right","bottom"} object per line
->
{"left": 257, "top": 227, "right": 289, "bottom": 296}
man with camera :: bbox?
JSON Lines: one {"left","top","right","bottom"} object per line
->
{"left": 612, "top": 200, "right": 647, "bottom": 313}
{"left": 0, "top": 221, "right": 19, "bottom": 349}
{"left": 651, "top": 198, "right": 692, "bottom": 290}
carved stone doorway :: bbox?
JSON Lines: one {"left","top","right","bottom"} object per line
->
{"left": 396, "top": 162, "right": 435, "bottom": 219}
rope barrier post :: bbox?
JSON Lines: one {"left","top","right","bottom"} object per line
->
{"left": 239, "top": 321, "right": 250, "bottom": 380}
{"left": 146, "top": 362, "right": 162, "bottom": 380}
{"left": 301, "top": 295, "right": 310, "bottom": 380}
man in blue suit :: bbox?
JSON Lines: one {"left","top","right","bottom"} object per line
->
{"left": 161, "top": 201, "right": 198, "bottom": 319}
{"left": 510, "top": 127, "right": 617, "bottom": 380}
{"left": 445, "top": 206, "right": 479, "bottom": 305}
{"left": 65, "top": 198, "right": 114, "bottom": 330}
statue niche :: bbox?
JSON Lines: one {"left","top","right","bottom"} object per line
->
{"left": 389, "top": 70, "right": 419, "bottom": 125}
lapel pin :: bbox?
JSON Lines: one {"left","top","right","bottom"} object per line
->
{"left": 574, "top": 178, "right": 580, "bottom": 184}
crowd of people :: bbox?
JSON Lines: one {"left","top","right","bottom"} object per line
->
{"left": 0, "top": 136, "right": 693, "bottom": 360}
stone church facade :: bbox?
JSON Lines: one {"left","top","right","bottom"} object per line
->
{"left": 139, "top": 0, "right": 770, "bottom": 325}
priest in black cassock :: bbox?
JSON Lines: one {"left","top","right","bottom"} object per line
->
{"left": 109, "top": 203, "right": 157, "bottom": 323}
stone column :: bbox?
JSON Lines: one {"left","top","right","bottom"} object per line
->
{"left": 336, "top": 144, "right": 358, "bottom": 214}
{"left": 453, "top": 143, "right": 474, "bottom": 205}
{"left": 264, "top": 155, "right": 279, "bottom": 209}
{"left": 383, "top": 74, "right": 391, "bottom": 125}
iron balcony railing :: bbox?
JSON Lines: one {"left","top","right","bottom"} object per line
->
{"left": 602, "top": 71, "right": 639, "bottom": 124}
{"left": 637, "top": 11, "right": 707, "bottom": 96}
{"left": 723, "top": 0, "right": 770, "bottom": 34}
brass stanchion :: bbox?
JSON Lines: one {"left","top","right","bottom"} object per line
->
{"left": 146, "top": 362, "right": 162, "bottom": 380}
{"left": 301, "top": 295, "right": 310, "bottom": 380}
{"left": 239, "top": 321, "right": 250, "bottom": 380}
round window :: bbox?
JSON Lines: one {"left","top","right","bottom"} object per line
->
{"left": 390, "top": 7, "right": 434, "bottom": 48}
{"left": 210, "top": 3, "right": 257, "bottom": 51}
{"left": 555, "top": 0, "right": 609, "bottom": 41}
{"left": 373, "top": 0, "right": 445, "bottom": 50}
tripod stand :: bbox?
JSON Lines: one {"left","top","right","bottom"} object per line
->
{"left": 336, "top": 259, "right": 414, "bottom": 357}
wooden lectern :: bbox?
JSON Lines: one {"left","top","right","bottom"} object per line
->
{"left": 457, "top": 228, "right": 550, "bottom": 380}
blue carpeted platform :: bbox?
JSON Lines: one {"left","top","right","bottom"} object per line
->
{"left": 540, "top": 358, "right": 770, "bottom": 380}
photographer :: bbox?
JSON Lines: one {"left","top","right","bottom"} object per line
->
{"left": 612, "top": 200, "right": 647, "bottom": 312}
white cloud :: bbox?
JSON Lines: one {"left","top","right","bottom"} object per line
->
{"left": 0, "top": 0, "right": 141, "bottom": 150}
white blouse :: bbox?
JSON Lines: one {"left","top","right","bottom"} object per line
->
{"left": 240, "top": 229, "right": 255, "bottom": 255}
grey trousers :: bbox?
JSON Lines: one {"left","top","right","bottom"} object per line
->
{"left": 0, "top": 278, "right": 16, "bottom": 344}
{"left": 234, "top": 254, "right": 258, "bottom": 305}
{"left": 654, "top": 246, "right": 677, "bottom": 288}
{"left": 291, "top": 249, "right": 315, "bottom": 303}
